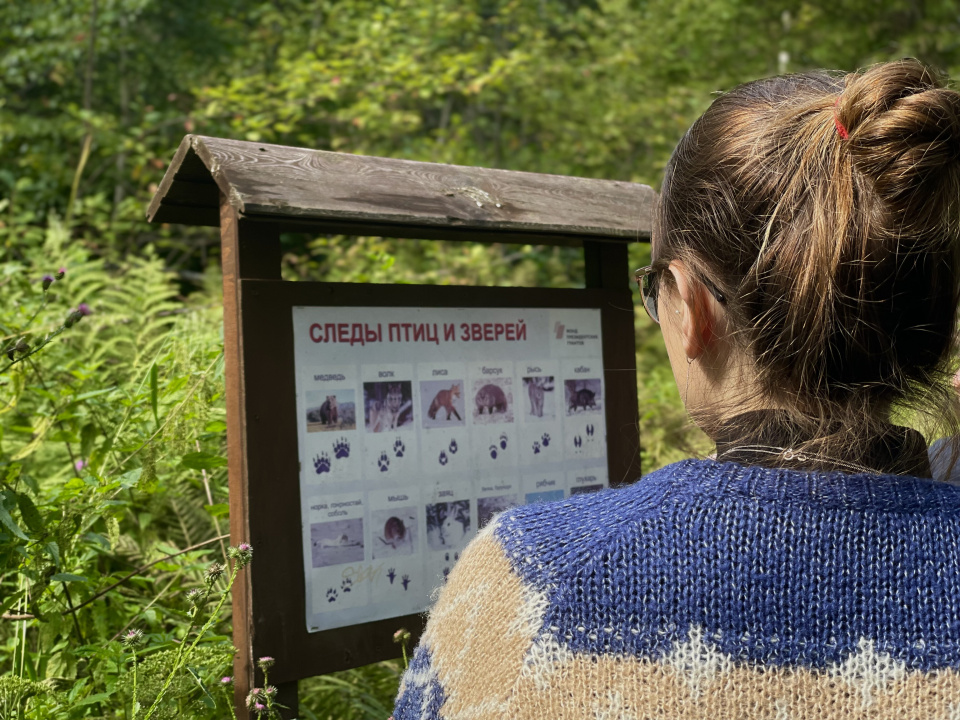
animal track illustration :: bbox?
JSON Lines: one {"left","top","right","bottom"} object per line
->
{"left": 574, "top": 435, "right": 583, "bottom": 452}
{"left": 439, "top": 450, "right": 448, "bottom": 466}
{"left": 326, "top": 588, "right": 338, "bottom": 602}
{"left": 313, "top": 452, "right": 331, "bottom": 474}
{"left": 378, "top": 451, "right": 390, "bottom": 472}
{"left": 532, "top": 441, "right": 541, "bottom": 454}
{"left": 442, "top": 567, "right": 450, "bottom": 582}
{"left": 333, "top": 437, "right": 350, "bottom": 459}
{"left": 586, "top": 424, "right": 595, "bottom": 438}
{"left": 387, "top": 568, "right": 396, "bottom": 584}
{"left": 499, "top": 433, "right": 508, "bottom": 450}
{"left": 541, "top": 433, "right": 551, "bottom": 447}
{"left": 489, "top": 445, "right": 498, "bottom": 460}
{"left": 449, "top": 439, "right": 458, "bottom": 454}
{"left": 393, "top": 437, "right": 405, "bottom": 458}
{"left": 401, "top": 574, "right": 410, "bottom": 590}
{"left": 341, "top": 577, "right": 353, "bottom": 593}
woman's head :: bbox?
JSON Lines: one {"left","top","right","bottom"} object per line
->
{"left": 652, "top": 59, "right": 960, "bottom": 466}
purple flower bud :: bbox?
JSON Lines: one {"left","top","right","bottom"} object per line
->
{"left": 245, "top": 689, "right": 264, "bottom": 709}
{"left": 64, "top": 310, "right": 83, "bottom": 328}
{"left": 220, "top": 676, "right": 233, "bottom": 685}
{"left": 75, "top": 459, "right": 86, "bottom": 473}
{"left": 264, "top": 685, "right": 277, "bottom": 696}
{"left": 257, "top": 656, "right": 275, "bottom": 671}
{"left": 77, "top": 303, "right": 92, "bottom": 316}
{"left": 55, "top": 267, "right": 66, "bottom": 280}
{"left": 42, "top": 275, "right": 54, "bottom": 291}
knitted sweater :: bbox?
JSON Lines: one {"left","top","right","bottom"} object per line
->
{"left": 393, "top": 459, "right": 960, "bottom": 719}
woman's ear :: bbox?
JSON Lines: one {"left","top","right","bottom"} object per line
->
{"left": 666, "top": 260, "right": 721, "bottom": 360}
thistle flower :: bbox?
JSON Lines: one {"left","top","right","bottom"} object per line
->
{"left": 229, "top": 542, "right": 253, "bottom": 567}
{"left": 245, "top": 688, "right": 264, "bottom": 709}
{"left": 121, "top": 628, "right": 145, "bottom": 648}
{"left": 77, "top": 302, "right": 92, "bottom": 316}
{"left": 64, "top": 310, "right": 83, "bottom": 328}
{"left": 205, "top": 561, "right": 226, "bottom": 584}
{"left": 74, "top": 459, "right": 86, "bottom": 473}
{"left": 393, "top": 628, "right": 411, "bottom": 645}
{"left": 257, "top": 656, "right": 275, "bottom": 671}
{"left": 185, "top": 588, "right": 205, "bottom": 606}
{"left": 254, "top": 703, "right": 265, "bottom": 714}
{"left": 55, "top": 268, "right": 66, "bottom": 280}
{"left": 264, "top": 685, "right": 277, "bottom": 696}
{"left": 220, "top": 676, "right": 233, "bottom": 685}
{"left": 42, "top": 275, "right": 54, "bottom": 291}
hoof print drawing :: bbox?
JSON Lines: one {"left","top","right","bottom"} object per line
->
{"left": 341, "top": 577, "right": 353, "bottom": 593}
{"left": 444, "top": 552, "right": 450, "bottom": 562}
{"left": 586, "top": 424, "right": 595, "bottom": 438}
{"left": 326, "top": 588, "right": 338, "bottom": 602}
{"left": 442, "top": 567, "right": 450, "bottom": 582}
{"left": 532, "top": 441, "right": 541, "bottom": 454}
{"left": 499, "top": 433, "right": 508, "bottom": 450}
{"left": 378, "top": 451, "right": 390, "bottom": 472}
{"left": 387, "top": 568, "right": 396, "bottom": 584}
{"left": 489, "top": 445, "right": 498, "bottom": 460}
{"left": 574, "top": 435, "right": 582, "bottom": 451}
{"left": 449, "top": 439, "right": 458, "bottom": 454}
{"left": 439, "top": 450, "right": 448, "bottom": 466}
{"left": 401, "top": 574, "right": 411, "bottom": 590}
{"left": 393, "top": 437, "right": 405, "bottom": 458}
{"left": 333, "top": 437, "right": 350, "bottom": 459}
{"left": 314, "top": 452, "right": 331, "bottom": 475}
{"left": 541, "top": 433, "right": 551, "bottom": 447}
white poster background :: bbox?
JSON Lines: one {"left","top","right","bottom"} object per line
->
{"left": 293, "top": 306, "right": 609, "bottom": 632}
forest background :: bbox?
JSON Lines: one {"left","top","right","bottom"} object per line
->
{"left": 2, "top": 1, "right": 960, "bottom": 717}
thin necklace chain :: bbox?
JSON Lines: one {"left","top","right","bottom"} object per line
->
{"left": 715, "top": 444, "right": 879, "bottom": 475}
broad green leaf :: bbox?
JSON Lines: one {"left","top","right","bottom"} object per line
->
{"left": 0, "top": 500, "right": 27, "bottom": 540}
{"left": 117, "top": 468, "right": 142, "bottom": 489}
{"left": 75, "top": 692, "right": 113, "bottom": 706}
{"left": 204, "top": 502, "right": 229, "bottom": 518}
{"left": 46, "top": 540, "right": 60, "bottom": 567}
{"left": 181, "top": 451, "right": 228, "bottom": 470}
{"left": 16, "top": 492, "right": 44, "bottom": 534}
{"left": 51, "top": 573, "right": 87, "bottom": 583}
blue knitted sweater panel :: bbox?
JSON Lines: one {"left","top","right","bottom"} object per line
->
{"left": 393, "top": 459, "right": 960, "bottom": 719}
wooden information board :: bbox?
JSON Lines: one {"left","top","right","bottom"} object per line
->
{"left": 147, "top": 135, "right": 653, "bottom": 718}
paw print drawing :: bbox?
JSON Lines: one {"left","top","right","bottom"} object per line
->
{"left": 439, "top": 450, "right": 448, "bottom": 466}
{"left": 326, "top": 588, "right": 338, "bottom": 602}
{"left": 449, "top": 439, "right": 458, "bottom": 454}
{"left": 378, "top": 451, "right": 390, "bottom": 472}
{"left": 489, "top": 445, "right": 498, "bottom": 460}
{"left": 541, "top": 433, "right": 551, "bottom": 447}
{"left": 499, "top": 433, "right": 508, "bottom": 450}
{"left": 341, "top": 577, "right": 353, "bottom": 593}
{"left": 387, "top": 568, "right": 396, "bottom": 584}
{"left": 401, "top": 574, "right": 411, "bottom": 591}
{"left": 532, "top": 441, "right": 541, "bottom": 455}
{"left": 444, "top": 552, "right": 450, "bottom": 562}
{"left": 333, "top": 437, "right": 350, "bottom": 459}
{"left": 393, "top": 437, "right": 406, "bottom": 458}
{"left": 313, "top": 452, "right": 331, "bottom": 475}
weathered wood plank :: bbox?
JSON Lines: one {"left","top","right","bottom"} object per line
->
{"left": 147, "top": 135, "right": 655, "bottom": 242}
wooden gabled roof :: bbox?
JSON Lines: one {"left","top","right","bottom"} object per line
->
{"left": 146, "top": 135, "right": 654, "bottom": 244}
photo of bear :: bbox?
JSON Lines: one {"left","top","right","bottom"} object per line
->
{"left": 420, "top": 379, "right": 466, "bottom": 430}
{"left": 564, "top": 378, "right": 603, "bottom": 415}
{"left": 363, "top": 381, "right": 414, "bottom": 432}
{"left": 306, "top": 389, "right": 356, "bottom": 433}
{"left": 471, "top": 377, "right": 514, "bottom": 425}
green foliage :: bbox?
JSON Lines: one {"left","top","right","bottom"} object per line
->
{"left": 5, "top": 1, "right": 960, "bottom": 717}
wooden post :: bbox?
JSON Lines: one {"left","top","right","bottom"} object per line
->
{"left": 584, "top": 240, "right": 642, "bottom": 482}
{"left": 220, "top": 199, "right": 288, "bottom": 719}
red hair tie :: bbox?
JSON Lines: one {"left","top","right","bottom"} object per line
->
{"left": 833, "top": 97, "right": 849, "bottom": 140}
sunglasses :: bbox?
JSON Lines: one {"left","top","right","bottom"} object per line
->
{"left": 635, "top": 265, "right": 727, "bottom": 325}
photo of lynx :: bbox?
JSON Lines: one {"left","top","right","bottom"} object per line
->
{"left": 523, "top": 376, "right": 554, "bottom": 418}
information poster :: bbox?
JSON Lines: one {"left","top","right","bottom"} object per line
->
{"left": 293, "top": 306, "right": 609, "bottom": 632}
